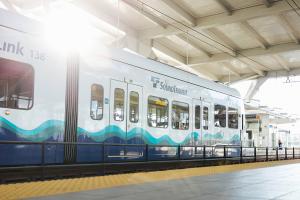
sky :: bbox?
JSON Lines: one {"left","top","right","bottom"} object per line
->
{"left": 231, "top": 76, "right": 300, "bottom": 117}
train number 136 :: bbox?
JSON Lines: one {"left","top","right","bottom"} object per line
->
{"left": 30, "top": 49, "right": 46, "bottom": 61}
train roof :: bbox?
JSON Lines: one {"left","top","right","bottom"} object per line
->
{"left": 107, "top": 48, "right": 241, "bottom": 98}
{"left": 0, "top": 8, "right": 241, "bottom": 99}
{"left": 0, "top": 8, "right": 40, "bottom": 35}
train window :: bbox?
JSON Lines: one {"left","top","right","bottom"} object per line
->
{"left": 203, "top": 106, "right": 209, "bottom": 130}
{"left": 172, "top": 101, "right": 189, "bottom": 130}
{"left": 113, "top": 88, "right": 125, "bottom": 121}
{"left": 194, "top": 105, "right": 201, "bottom": 129}
{"left": 148, "top": 96, "right": 168, "bottom": 128}
{"left": 0, "top": 58, "right": 34, "bottom": 110}
{"left": 214, "top": 104, "right": 226, "bottom": 128}
{"left": 90, "top": 84, "right": 104, "bottom": 120}
{"left": 129, "top": 91, "right": 139, "bottom": 123}
{"left": 228, "top": 107, "right": 238, "bottom": 129}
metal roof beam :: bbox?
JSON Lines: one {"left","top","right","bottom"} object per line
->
{"left": 239, "top": 21, "right": 269, "bottom": 49}
{"left": 266, "top": 67, "right": 300, "bottom": 78}
{"left": 215, "top": 0, "right": 232, "bottom": 15}
{"left": 276, "top": 14, "right": 300, "bottom": 44}
{"left": 225, "top": 67, "right": 300, "bottom": 85}
{"left": 161, "top": 0, "right": 196, "bottom": 26}
{"left": 262, "top": 0, "right": 272, "bottom": 7}
{"left": 196, "top": 70, "right": 219, "bottom": 81}
{"left": 138, "top": 0, "right": 299, "bottom": 39}
{"left": 238, "top": 59, "right": 265, "bottom": 76}
{"left": 151, "top": 40, "right": 217, "bottom": 79}
{"left": 188, "top": 42, "right": 300, "bottom": 66}
{"left": 224, "top": 74, "right": 261, "bottom": 85}
{"left": 152, "top": 40, "right": 186, "bottom": 65}
{"left": 221, "top": 62, "right": 241, "bottom": 77}
{"left": 273, "top": 54, "right": 290, "bottom": 71}
{"left": 1, "top": 0, "right": 17, "bottom": 12}
{"left": 203, "top": 28, "right": 238, "bottom": 56}
{"left": 175, "top": 34, "right": 211, "bottom": 58}
{"left": 73, "top": 0, "right": 137, "bottom": 37}
{"left": 189, "top": 65, "right": 220, "bottom": 80}
{"left": 245, "top": 77, "right": 268, "bottom": 101}
{"left": 122, "top": 0, "right": 167, "bottom": 28}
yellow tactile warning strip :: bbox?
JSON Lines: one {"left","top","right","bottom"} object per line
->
{"left": 1, "top": 159, "right": 300, "bottom": 200}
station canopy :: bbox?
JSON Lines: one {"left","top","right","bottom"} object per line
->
{"left": 2, "top": 0, "right": 300, "bottom": 118}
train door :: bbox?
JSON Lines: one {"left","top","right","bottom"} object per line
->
{"left": 110, "top": 79, "right": 143, "bottom": 143}
{"left": 192, "top": 99, "right": 202, "bottom": 145}
{"left": 202, "top": 101, "right": 211, "bottom": 145}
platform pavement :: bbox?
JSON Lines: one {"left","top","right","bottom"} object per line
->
{"left": 1, "top": 160, "right": 300, "bottom": 200}
{"left": 31, "top": 161, "right": 300, "bottom": 200}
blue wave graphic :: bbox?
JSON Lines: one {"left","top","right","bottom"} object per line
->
{"left": 0, "top": 117, "right": 240, "bottom": 145}
{"left": 0, "top": 117, "right": 64, "bottom": 141}
{"left": 203, "top": 132, "right": 224, "bottom": 140}
{"left": 77, "top": 126, "right": 195, "bottom": 145}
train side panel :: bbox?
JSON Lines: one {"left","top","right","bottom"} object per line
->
{"left": 0, "top": 26, "right": 67, "bottom": 165}
{"left": 76, "top": 51, "right": 242, "bottom": 162}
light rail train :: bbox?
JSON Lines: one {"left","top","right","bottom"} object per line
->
{"left": 0, "top": 9, "right": 244, "bottom": 165}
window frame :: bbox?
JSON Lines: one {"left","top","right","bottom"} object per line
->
{"left": 203, "top": 106, "right": 209, "bottom": 130}
{"left": 214, "top": 104, "right": 227, "bottom": 128}
{"left": 171, "top": 100, "right": 190, "bottom": 130}
{"left": 129, "top": 91, "right": 139, "bottom": 123}
{"left": 147, "top": 95, "right": 169, "bottom": 129}
{"left": 113, "top": 88, "right": 125, "bottom": 122}
{"left": 194, "top": 105, "right": 201, "bottom": 130}
{"left": 228, "top": 107, "right": 239, "bottom": 129}
{"left": 90, "top": 84, "right": 104, "bottom": 120}
{"left": 0, "top": 58, "right": 35, "bottom": 110}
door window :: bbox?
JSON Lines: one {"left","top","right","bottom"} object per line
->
{"left": 129, "top": 91, "right": 139, "bottom": 123}
{"left": 203, "top": 106, "right": 209, "bottom": 130}
{"left": 90, "top": 84, "right": 104, "bottom": 120}
{"left": 113, "top": 88, "right": 125, "bottom": 121}
{"left": 195, "top": 105, "right": 201, "bottom": 129}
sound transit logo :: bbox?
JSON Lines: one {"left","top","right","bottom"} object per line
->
{"left": 151, "top": 76, "right": 187, "bottom": 96}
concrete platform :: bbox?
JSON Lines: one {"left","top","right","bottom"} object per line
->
{"left": 30, "top": 162, "right": 300, "bottom": 200}
{"left": 2, "top": 160, "right": 300, "bottom": 200}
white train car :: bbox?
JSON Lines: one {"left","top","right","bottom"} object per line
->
{"left": 0, "top": 9, "right": 244, "bottom": 165}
